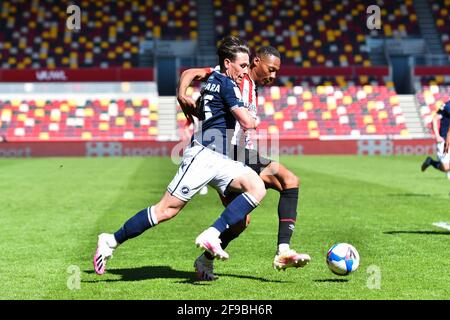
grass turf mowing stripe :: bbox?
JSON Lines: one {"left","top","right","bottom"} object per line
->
{"left": 1, "top": 156, "right": 449, "bottom": 299}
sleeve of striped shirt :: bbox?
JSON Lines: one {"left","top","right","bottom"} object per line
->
{"left": 203, "top": 67, "right": 214, "bottom": 78}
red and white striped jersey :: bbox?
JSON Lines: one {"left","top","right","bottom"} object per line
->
{"left": 201, "top": 67, "right": 257, "bottom": 150}
{"left": 231, "top": 73, "right": 257, "bottom": 150}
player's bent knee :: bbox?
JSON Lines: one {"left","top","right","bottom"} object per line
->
{"left": 243, "top": 183, "right": 266, "bottom": 202}
{"left": 154, "top": 207, "right": 174, "bottom": 222}
{"left": 280, "top": 170, "right": 300, "bottom": 189}
{"left": 248, "top": 171, "right": 266, "bottom": 192}
{"left": 154, "top": 203, "right": 182, "bottom": 222}
{"left": 289, "top": 173, "right": 300, "bottom": 188}
{"left": 250, "top": 179, "right": 267, "bottom": 202}
{"left": 229, "top": 172, "right": 266, "bottom": 202}
{"left": 154, "top": 192, "right": 186, "bottom": 222}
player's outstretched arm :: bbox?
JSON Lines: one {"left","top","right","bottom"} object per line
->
{"left": 177, "top": 68, "right": 211, "bottom": 122}
{"left": 432, "top": 113, "right": 444, "bottom": 142}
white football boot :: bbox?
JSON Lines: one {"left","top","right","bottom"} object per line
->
{"left": 93, "top": 233, "right": 117, "bottom": 275}
{"left": 194, "top": 254, "right": 218, "bottom": 281}
{"left": 195, "top": 227, "right": 229, "bottom": 260}
{"left": 273, "top": 248, "right": 311, "bottom": 271}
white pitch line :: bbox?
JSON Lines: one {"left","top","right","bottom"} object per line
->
{"left": 432, "top": 222, "right": 450, "bottom": 231}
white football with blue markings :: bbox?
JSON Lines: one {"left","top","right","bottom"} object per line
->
{"left": 326, "top": 243, "right": 360, "bottom": 276}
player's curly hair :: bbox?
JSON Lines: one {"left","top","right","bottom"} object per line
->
{"left": 217, "top": 36, "right": 250, "bottom": 69}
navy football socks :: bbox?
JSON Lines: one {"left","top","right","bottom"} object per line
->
{"left": 430, "top": 158, "right": 441, "bottom": 169}
{"left": 114, "top": 206, "right": 158, "bottom": 244}
{"left": 212, "top": 192, "right": 258, "bottom": 233}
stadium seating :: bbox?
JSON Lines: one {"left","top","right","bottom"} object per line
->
{"left": 415, "top": 75, "right": 450, "bottom": 128}
{"left": 213, "top": 0, "right": 420, "bottom": 66}
{"left": 0, "top": 0, "right": 435, "bottom": 142}
{"left": 429, "top": 0, "right": 450, "bottom": 54}
{"left": 257, "top": 84, "right": 407, "bottom": 138}
{"left": 0, "top": 97, "right": 159, "bottom": 140}
{"left": 275, "top": 74, "right": 390, "bottom": 88}
{"left": 177, "top": 81, "right": 408, "bottom": 138}
{"left": 0, "top": 0, "right": 197, "bottom": 69}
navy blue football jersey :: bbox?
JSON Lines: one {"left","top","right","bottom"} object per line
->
{"left": 437, "top": 101, "right": 450, "bottom": 138}
{"left": 192, "top": 70, "right": 245, "bottom": 155}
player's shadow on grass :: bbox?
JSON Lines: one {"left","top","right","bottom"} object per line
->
{"left": 84, "top": 266, "right": 287, "bottom": 285}
{"left": 384, "top": 230, "right": 450, "bottom": 235}
{"left": 386, "top": 193, "right": 432, "bottom": 197}
{"left": 313, "top": 279, "right": 349, "bottom": 283}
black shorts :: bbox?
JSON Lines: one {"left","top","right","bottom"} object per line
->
{"left": 229, "top": 145, "right": 272, "bottom": 174}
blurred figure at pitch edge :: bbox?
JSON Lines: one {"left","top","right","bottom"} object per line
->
{"left": 421, "top": 101, "right": 450, "bottom": 180}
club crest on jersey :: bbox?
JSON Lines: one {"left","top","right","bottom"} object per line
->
{"left": 181, "top": 186, "right": 190, "bottom": 195}
{"left": 204, "top": 83, "right": 220, "bottom": 93}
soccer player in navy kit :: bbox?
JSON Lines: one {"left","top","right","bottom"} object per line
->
{"left": 93, "top": 36, "right": 267, "bottom": 275}
{"left": 178, "top": 47, "right": 311, "bottom": 280}
{"left": 421, "top": 101, "right": 450, "bottom": 177}
{"left": 182, "top": 117, "right": 208, "bottom": 195}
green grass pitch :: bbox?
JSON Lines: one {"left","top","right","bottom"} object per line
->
{"left": 1, "top": 155, "right": 449, "bottom": 300}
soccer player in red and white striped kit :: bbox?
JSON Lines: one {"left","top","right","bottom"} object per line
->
{"left": 178, "top": 46, "right": 311, "bottom": 281}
